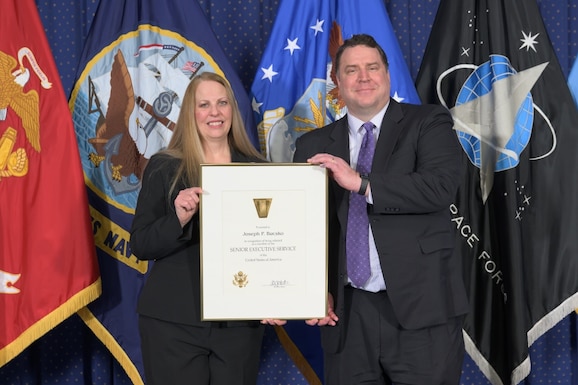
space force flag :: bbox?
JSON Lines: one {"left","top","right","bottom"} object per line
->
{"left": 69, "top": 0, "right": 257, "bottom": 383}
{"left": 0, "top": 0, "right": 100, "bottom": 366}
{"left": 251, "top": 0, "right": 420, "bottom": 162}
{"left": 415, "top": 0, "right": 578, "bottom": 383}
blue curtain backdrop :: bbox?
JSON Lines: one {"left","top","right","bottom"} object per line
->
{"left": 2, "top": 0, "right": 576, "bottom": 384}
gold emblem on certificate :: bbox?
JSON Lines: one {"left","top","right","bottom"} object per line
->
{"left": 253, "top": 198, "right": 272, "bottom": 218}
{"left": 232, "top": 271, "right": 248, "bottom": 288}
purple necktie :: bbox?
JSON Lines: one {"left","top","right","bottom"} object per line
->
{"left": 346, "top": 122, "right": 376, "bottom": 287}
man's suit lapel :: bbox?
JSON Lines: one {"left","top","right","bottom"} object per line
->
{"left": 326, "top": 117, "right": 350, "bottom": 161}
{"left": 325, "top": 118, "right": 350, "bottom": 225}
{"left": 372, "top": 100, "right": 405, "bottom": 172}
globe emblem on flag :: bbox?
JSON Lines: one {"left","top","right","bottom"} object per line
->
{"left": 454, "top": 55, "right": 534, "bottom": 172}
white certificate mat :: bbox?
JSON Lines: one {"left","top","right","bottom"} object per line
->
{"left": 200, "top": 163, "right": 327, "bottom": 320}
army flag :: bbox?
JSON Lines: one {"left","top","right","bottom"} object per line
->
{"left": 415, "top": 0, "right": 578, "bottom": 383}
{"left": 0, "top": 0, "right": 100, "bottom": 366}
{"left": 69, "top": 0, "right": 258, "bottom": 383}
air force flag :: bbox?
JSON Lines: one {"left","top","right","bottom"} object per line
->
{"left": 250, "top": 1, "right": 420, "bottom": 383}
{"left": 251, "top": 0, "right": 420, "bottom": 162}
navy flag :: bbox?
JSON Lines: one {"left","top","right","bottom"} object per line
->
{"left": 69, "top": 0, "right": 258, "bottom": 382}
{"left": 416, "top": 0, "right": 578, "bottom": 383}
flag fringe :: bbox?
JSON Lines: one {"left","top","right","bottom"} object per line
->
{"left": 0, "top": 278, "right": 101, "bottom": 367}
{"left": 463, "top": 331, "right": 507, "bottom": 385}
{"left": 465, "top": 290, "right": 578, "bottom": 385}
{"left": 274, "top": 325, "right": 322, "bottom": 385}
{"left": 512, "top": 292, "right": 578, "bottom": 384}
{"left": 78, "top": 307, "right": 144, "bottom": 385}
{"left": 526, "top": 291, "right": 578, "bottom": 345}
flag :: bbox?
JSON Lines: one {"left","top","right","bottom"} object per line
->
{"left": 250, "top": 0, "right": 420, "bottom": 163}
{"left": 569, "top": 58, "right": 578, "bottom": 106}
{"left": 0, "top": 0, "right": 100, "bottom": 367}
{"left": 250, "top": 0, "right": 419, "bottom": 382}
{"left": 69, "top": 0, "right": 258, "bottom": 383}
{"left": 415, "top": 0, "right": 578, "bottom": 384}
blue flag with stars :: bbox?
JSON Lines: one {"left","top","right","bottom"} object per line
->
{"left": 251, "top": 0, "right": 419, "bottom": 383}
{"left": 569, "top": 57, "right": 578, "bottom": 106}
{"left": 250, "top": 0, "right": 420, "bottom": 163}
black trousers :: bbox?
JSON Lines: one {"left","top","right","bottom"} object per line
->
{"left": 139, "top": 315, "right": 264, "bottom": 385}
{"left": 324, "top": 287, "right": 465, "bottom": 385}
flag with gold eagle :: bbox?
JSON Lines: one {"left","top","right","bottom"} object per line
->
{"left": 0, "top": 0, "right": 101, "bottom": 367}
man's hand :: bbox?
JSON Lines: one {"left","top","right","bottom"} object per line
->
{"left": 307, "top": 153, "right": 363, "bottom": 193}
{"left": 306, "top": 293, "right": 338, "bottom": 326}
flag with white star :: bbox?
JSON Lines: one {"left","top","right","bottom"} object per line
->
{"left": 250, "top": 0, "right": 420, "bottom": 162}
{"left": 416, "top": 0, "right": 578, "bottom": 383}
{"left": 251, "top": 1, "right": 420, "bottom": 383}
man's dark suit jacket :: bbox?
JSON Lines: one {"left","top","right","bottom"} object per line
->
{"left": 293, "top": 100, "right": 469, "bottom": 353}
{"left": 130, "top": 150, "right": 263, "bottom": 327}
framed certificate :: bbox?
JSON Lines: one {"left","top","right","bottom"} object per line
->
{"left": 200, "top": 163, "right": 328, "bottom": 320}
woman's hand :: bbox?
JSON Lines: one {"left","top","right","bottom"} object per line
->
{"left": 261, "top": 319, "right": 287, "bottom": 326}
{"left": 174, "top": 187, "right": 203, "bottom": 227}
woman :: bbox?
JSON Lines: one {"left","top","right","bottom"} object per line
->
{"left": 130, "top": 72, "right": 266, "bottom": 385}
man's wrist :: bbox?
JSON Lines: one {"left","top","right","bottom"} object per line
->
{"left": 358, "top": 174, "right": 369, "bottom": 195}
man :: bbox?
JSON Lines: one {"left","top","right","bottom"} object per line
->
{"left": 293, "top": 34, "right": 469, "bottom": 385}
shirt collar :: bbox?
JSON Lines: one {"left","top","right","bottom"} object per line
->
{"left": 347, "top": 102, "right": 389, "bottom": 136}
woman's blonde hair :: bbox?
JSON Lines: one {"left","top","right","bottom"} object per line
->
{"left": 162, "top": 71, "right": 263, "bottom": 195}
